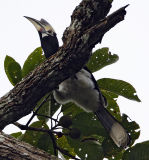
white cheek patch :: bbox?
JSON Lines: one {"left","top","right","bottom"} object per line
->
{"left": 41, "top": 32, "right": 55, "bottom": 38}
{"left": 41, "top": 33, "right": 49, "bottom": 38}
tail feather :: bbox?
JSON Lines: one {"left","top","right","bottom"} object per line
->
{"left": 95, "top": 107, "right": 130, "bottom": 148}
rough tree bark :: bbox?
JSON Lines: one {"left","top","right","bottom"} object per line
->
{"left": 0, "top": 132, "right": 60, "bottom": 160}
{"left": 0, "top": 0, "right": 128, "bottom": 159}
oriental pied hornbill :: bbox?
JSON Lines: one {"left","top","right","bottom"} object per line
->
{"left": 24, "top": 16, "right": 59, "bottom": 58}
{"left": 25, "top": 16, "right": 130, "bottom": 148}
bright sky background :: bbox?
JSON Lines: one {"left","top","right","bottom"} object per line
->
{"left": 0, "top": 0, "right": 149, "bottom": 145}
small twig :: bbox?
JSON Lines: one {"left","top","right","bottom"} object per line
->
{"left": 35, "top": 113, "right": 58, "bottom": 123}
{"left": 50, "top": 96, "right": 53, "bottom": 129}
{"left": 14, "top": 122, "right": 50, "bottom": 133}
{"left": 26, "top": 93, "right": 51, "bottom": 126}
{"left": 48, "top": 130, "right": 57, "bottom": 156}
{"left": 13, "top": 122, "right": 79, "bottom": 159}
{"left": 56, "top": 107, "right": 62, "bottom": 121}
{"left": 51, "top": 124, "right": 59, "bottom": 130}
{"left": 14, "top": 122, "right": 64, "bottom": 135}
{"left": 51, "top": 112, "right": 53, "bottom": 129}
{"left": 14, "top": 122, "right": 57, "bottom": 155}
{"left": 81, "top": 137, "right": 98, "bottom": 142}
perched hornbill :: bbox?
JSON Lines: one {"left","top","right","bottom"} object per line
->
{"left": 24, "top": 16, "right": 59, "bottom": 58}
{"left": 25, "top": 16, "right": 130, "bottom": 148}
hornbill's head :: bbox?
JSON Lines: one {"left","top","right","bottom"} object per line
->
{"left": 24, "top": 16, "right": 59, "bottom": 58}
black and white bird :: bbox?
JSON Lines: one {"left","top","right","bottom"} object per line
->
{"left": 25, "top": 16, "right": 130, "bottom": 148}
{"left": 24, "top": 16, "right": 59, "bottom": 58}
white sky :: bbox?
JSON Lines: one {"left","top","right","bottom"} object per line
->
{"left": 0, "top": 0, "right": 149, "bottom": 144}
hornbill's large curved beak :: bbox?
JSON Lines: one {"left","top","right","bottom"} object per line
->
{"left": 24, "top": 16, "right": 55, "bottom": 33}
{"left": 24, "top": 16, "right": 59, "bottom": 58}
{"left": 24, "top": 16, "right": 45, "bottom": 32}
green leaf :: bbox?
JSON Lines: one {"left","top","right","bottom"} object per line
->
{"left": 50, "top": 94, "right": 61, "bottom": 116}
{"left": 4, "top": 55, "right": 15, "bottom": 69}
{"left": 35, "top": 93, "right": 61, "bottom": 122}
{"left": 22, "top": 121, "right": 49, "bottom": 146}
{"left": 11, "top": 132, "right": 22, "bottom": 139}
{"left": 123, "top": 141, "right": 149, "bottom": 160}
{"left": 98, "top": 78, "right": 141, "bottom": 102}
{"left": 102, "top": 90, "right": 121, "bottom": 121}
{"left": 108, "top": 0, "right": 113, "bottom": 2}
{"left": 63, "top": 112, "right": 107, "bottom": 159}
{"left": 102, "top": 138, "right": 123, "bottom": 159}
{"left": 67, "top": 136, "right": 104, "bottom": 160}
{"left": 122, "top": 114, "right": 140, "bottom": 146}
{"left": 22, "top": 121, "right": 55, "bottom": 155}
{"left": 34, "top": 93, "right": 61, "bottom": 123}
{"left": 4, "top": 55, "right": 22, "bottom": 86}
{"left": 71, "top": 112, "right": 106, "bottom": 138}
{"left": 37, "top": 133, "right": 55, "bottom": 154}
{"left": 61, "top": 102, "right": 84, "bottom": 118}
{"left": 57, "top": 135, "right": 76, "bottom": 159}
{"left": 35, "top": 94, "right": 51, "bottom": 122}
{"left": 87, "top": 48, "right": 119, "bottom": 73}
{"left": 22, "top": 47, "right": 45, "bottom": 77}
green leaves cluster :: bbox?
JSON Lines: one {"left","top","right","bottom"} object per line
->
{"left": 5, "top": 47, "right": 144, "bottom": 160}
{"left": 87, "top": 47, "right": 119, "bottom": 73}
{"left": 123, "top": 141, "right": 149, "bottom": 160}
{"left": 4, "top": 47, "right": 45, "bottom": 86}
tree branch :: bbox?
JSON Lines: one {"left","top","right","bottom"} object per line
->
{"left": 0, "top": 131, "right": 60, "bottom": 160}
{"left": 0, "top": 0, "right": 128, "bottom": 130}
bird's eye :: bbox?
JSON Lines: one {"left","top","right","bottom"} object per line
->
{"left": 48, "top": 31, "right": 55, "bottom": 36}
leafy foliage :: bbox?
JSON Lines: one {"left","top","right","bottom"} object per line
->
{"left": 35, "top": 93, "right": 51, "bottom": 122}
{"left": 22, "top": 47, "right": 45, "bottom": 77}
{"left": 122, "top": 114, "right": 140, "bottom": 146}
{"left": 87, "top": 48, "right": 119, "bottom": 73}
{"left": 67, "top": 136, "right": 104, "bottom": 160}
{"left": 50, "top": 94, "right": 61, "bottom": 116}
{"left": 5, "top": 47, "right": 143, "bottom": 160}
{"left": 98, "top": 78, "right": 141, "bottom": 102}
{"left": 122, "top": 141, "right": 149, "bottom": 160}
{"left": 11, "top": 132, "right": 23, "bottom": 139}
{"left": 101, "top": 90, "right": 121, "bottom": 121}
{"left": 102, "top": 138, "right": 123, "bottom": 159}
{"left": 4, "top": 56, "right": 22, "bottom": 86}
{"left": 70, "top": 112, "right": 106, "bottom": 137}
{"left": 4, "top": 47, "right": 45, "bottom": 86}
{"left": 22, "top": 121, "right": 55, "bottom": 155}
{"left": 57, "top": 135, "right": 76, "bottom": 159}
{"left": 61, "top": 102, "right": 84, "bottom": 118}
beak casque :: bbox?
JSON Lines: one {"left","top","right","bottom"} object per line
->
{"left": 24, "top": 16, "right": 55, "bottom": 33}
{"left": 40, "top": 18, "right": 55, "bottom": 33}
{"left": 24, "top": 16, "right": 45, "bottom": 32}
